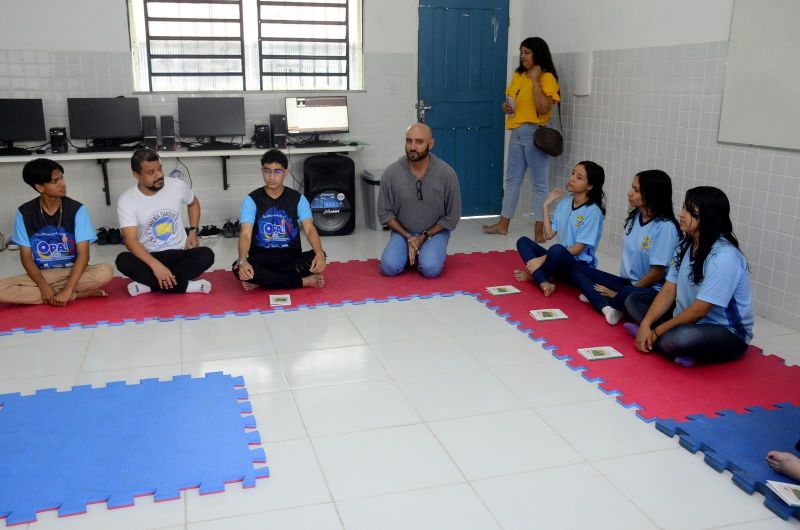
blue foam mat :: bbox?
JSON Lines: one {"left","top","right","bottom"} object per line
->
{"left": 656, "top": 403, "right": 800, "bottom": 520}
{"left": 0, "top": 372, "right": 268, "bottom": 526}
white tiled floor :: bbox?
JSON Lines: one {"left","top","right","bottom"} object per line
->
{"left": 1, "top": 219, "right": 800, "bottom": 529}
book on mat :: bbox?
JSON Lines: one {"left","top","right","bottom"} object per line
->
{"left": 577, "top": 346, "right": 624, "bottom": 360}
{"left": 766, "top": 480, "right": 800, "bottom": 507}
{"left": 269, "top": 294, "right": 292, "bottom": 306}
{"left": 486, "top": 285, "right": 521, "bottom": 295}
{"left": 530, "top": 308, "right": 568, "bottom": 321}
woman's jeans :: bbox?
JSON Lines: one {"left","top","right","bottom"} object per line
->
{"left": 570, "top": 266, "right": 655, "bottom": 313}
{"left": 502, "top": 124, "right": 551, "bottom": 221}
{"left": 516, "top": 237, "right": 582, "bottom": 285}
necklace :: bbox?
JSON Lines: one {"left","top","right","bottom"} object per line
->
{"left": 40, "top": 201, "right": 63, "bottom": 229}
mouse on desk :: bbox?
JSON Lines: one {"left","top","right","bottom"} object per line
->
{"left": 348, "top": 141, "right": 359, "bottom": 146}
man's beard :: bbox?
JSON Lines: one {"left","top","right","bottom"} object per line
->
{"left": 406, "top": 146, "right": 429, "bottom": 162}
{"left": 146, "top": 178, "right": 165, "bottom": 192}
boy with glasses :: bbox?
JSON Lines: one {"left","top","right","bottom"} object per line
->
{"left": 233, "top": 149, "right": 326, "bottom": 290}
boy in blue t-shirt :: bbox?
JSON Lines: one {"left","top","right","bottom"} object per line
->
{"left": 233, "top": 149, "right": 327, "bottom": 290}
{"left": 0, "top": 159, "right": 112, "bottom": 305}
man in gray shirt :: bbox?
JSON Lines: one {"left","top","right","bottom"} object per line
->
{"left": 377, "top": 123, "right": 461, "bottom": 277}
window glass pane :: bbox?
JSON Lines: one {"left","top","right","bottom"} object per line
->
{"left": 262, "top": 58, "right": 346, "bottom": 74}
{"left": 147, "top": 2, "right": 240, "bottom": 19}
{"left": 259, "top": 5, "right": 345, "bottom": 22}
{"left": 262, "top": 74, "right": 347, "bottom": 91}
{"left": 150, "top": 39, "right": 241, "bottom": 55}
{"left": 260, "top": 22, "right": 345, "bottom": 40}
{"left": 261, "top": 40, "right": 346, "bottom": 57}
{"left": 149, "top": 21, "right": 241, "bottom": 38}
{"left": 153, "top": 76, "right": 244, "bottom": 92}
{"left": 151, "top": 58, "right": 242, "bottom": 73}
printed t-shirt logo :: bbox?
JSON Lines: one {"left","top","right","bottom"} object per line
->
{"left": 31, "top": 226, "right": 76, "bottom": 269}
{"left": 640, "top": 236, "right": 652, "bottom": 250}
{"left": 256, "top": 207, "right": 297, "bottom": 248}
{"left": 146, "top": 209, "right": 179, "bottom": 245}
{"left": 574, "top": 214, "right": 586, "bottom": 228}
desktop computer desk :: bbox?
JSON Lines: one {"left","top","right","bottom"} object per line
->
{"left": 0, "top": 144, "right": 362, "bottom": 206}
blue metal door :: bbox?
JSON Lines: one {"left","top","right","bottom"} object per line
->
{"left": 418, "top": 0, "right": 508, "bottom": 216}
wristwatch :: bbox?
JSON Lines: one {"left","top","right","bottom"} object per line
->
{"left": 187, "top": 226, "right": 198, "bottom": 233}
{"left": 234, "top": 257, "right": 248, "bottom": 266}
{"left": 422, "top": 230, "right": 430, "bottom": 240}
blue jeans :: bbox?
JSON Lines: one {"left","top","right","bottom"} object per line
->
{"left": 502, "top": 124, "right": 551, "bottom": 221}
{"left": 516, "top": 237, "right": 581, "bottom": 285}
{"left": 380, "top": 230, "right": 451, "bottom": 278}
{"left": 570, "top": 266, "right": 652, "bottom": 313}
{"left": 655, "top": 324, "right": 748, "bottom": 363}
{"left": 624, "top": 289, "right": 672, "bottom": 324}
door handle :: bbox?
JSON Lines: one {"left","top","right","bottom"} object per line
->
{"left": 416, "top": 99, "right": 433, "bottom": 123}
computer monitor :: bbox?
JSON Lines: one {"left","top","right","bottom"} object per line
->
{"left": 177, "top": 97, "right": 246, "bottom": 142}
{"left": 67, "top": 98, "right": 142, "bottom": 145}
{"left": 285, "top": 96, "right": 349, "bottom": 140}
{"left": 0, "top": 99, "right": 47, "bottom": 156}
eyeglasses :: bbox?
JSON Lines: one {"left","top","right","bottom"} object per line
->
{"left": 416, "top": 179, "right": 423, "bottom": 200}
{"left": 262, "top": 168, "right": 286, "bottom": 176}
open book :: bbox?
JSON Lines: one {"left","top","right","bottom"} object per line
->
{"left": 486, "top": 285, "right": 521, "bottom": 295}
{"left": 269, "top": 294, "right": 292, "bottom": 306}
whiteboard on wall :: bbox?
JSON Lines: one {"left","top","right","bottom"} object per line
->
{"left": 718, "top": 0, "right": 800, "bottom": 151}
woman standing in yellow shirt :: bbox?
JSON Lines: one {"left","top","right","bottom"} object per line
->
{"left": 483, "top": 37, "right": 560, "bottom": 242}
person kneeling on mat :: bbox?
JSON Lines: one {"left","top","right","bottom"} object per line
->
{"left": 233, "top": 149, "right": 326, "bottom": 290}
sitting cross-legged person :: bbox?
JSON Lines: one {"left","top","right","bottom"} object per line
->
{"left": 115, "top": 148, "right": 214, "bottom": 296}
{"left": 233, "top": 149, "right": 326, "bottom": 290}
{"left": 0, "top": 159, "right": 112, "bottom": 306}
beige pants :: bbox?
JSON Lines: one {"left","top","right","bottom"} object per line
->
{"left": 0, "top": 263, "right": 113, "bottom": 305}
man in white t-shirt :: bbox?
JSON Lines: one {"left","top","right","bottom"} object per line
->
{"left": 115, "top": 148, "right": 214, "bottom": 296}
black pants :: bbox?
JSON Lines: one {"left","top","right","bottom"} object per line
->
{"left": 233, "top": 249, "right": 316, "bottom": 289}
{"left": 116, "top": 247, "right": 215, "bottom": 293}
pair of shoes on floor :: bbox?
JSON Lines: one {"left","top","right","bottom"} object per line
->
{"left": 199, "top": 225, "right": 222, "bottom": 239}
{"left": 5, "top": 236, "right": 20, "bottom": 250}
{"left": 96, "top": 227, "right": 121, "bottom": 245}
{"left": 222, "top": 219, "right": 237, "bottom": 238}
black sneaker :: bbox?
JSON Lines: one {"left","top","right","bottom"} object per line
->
{"left": 206, "top": 224, "right": 223, "bottom": 238}
{"left": 96, "top": 227, "right": 109, "bottom": 245}
{"left": 107, "top": 228, "right": 122, "bottom": 245}
{"left": 199, "top": 225, "right": 212, "bottom": 239}
{"left": 233, "top": 220, "right": 241, "bottom": 236}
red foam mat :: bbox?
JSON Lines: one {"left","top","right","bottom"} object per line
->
{"left": 2, "top": 250, "right": 798, "bottom": 421}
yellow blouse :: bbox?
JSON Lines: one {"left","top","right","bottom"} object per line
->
{"left": 505, "top": 71, "right": 560, "bottom": 129}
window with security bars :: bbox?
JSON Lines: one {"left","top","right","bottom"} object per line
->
{"left": 127, "top": 0, "right": 363, "bottom": 92}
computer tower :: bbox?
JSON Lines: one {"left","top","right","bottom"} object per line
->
{"left": 50, "top": 127, "right": 68, "bottom": 153}
{"left": 254, "top": 124, "right": 271, "bottom": 149}
{"left": 142, "top": 115, "right": 157, "bottom": 150}
{"left": 160, "top": 115, "right": 176, "bottom": 151}
{"left": 269, "top": 114, "right": 287, "bottom": 148}
{"left": 303, "top": 154, "right": 355, "bottom": 236}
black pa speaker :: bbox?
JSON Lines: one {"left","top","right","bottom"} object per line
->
{"left": 269, "top": 114, "right": 287, "bottom": 148}
{"left": 142, "top": 115, "right": 157, "bottom": 150}
{"left": 254, "top": 124, "right": 271, "bottom": 149}
{"left": 50, "top": 127, "right": 68, "bottom": 154}
{"left": 303, "top": 154, "right": 355, "bottom": 236}
{"left": 160, "top": 115, "right": 176, "bottom": 151}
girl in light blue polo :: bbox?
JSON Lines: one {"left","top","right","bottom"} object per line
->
{"left": 514, "top": 161, "right": 605, "bottom": 297}
{"left": 571, "top": 170, "right": 680, "bottom": 325}
{"left": 635, "top": 186, "right": 753, "bottom": 366}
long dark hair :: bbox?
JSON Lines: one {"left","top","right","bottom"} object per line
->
{"left": 577, "top": 160, "right": 606, "bottom": 216}
{"left": 624, "top": 170, "right": 680, "bottom": 235}
{"left": 515, "top": 37, "right": 559, "bottom": 82}
{"left": 677, "top": 186, "right": 741, "bottom": 284}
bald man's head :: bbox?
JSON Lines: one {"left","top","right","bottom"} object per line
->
{"left": 405, "top": 122, "right": 434, "bottom": 163}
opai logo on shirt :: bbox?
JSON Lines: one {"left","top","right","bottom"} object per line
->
{"left": 257, "top": 207, "right": 298, "bottom": 248}
{"left": 31, "top": 226, "right": 76, "bottom": 269}
{"left": 640, "top": 236, "right": 652, "bottom": 250}
{"left": 574, "top": 215, "right": 585, "bottom": 228}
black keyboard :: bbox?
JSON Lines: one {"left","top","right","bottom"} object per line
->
{"left": 76, "top": 146, "right": 139, "bottom": 153}
{"left": 187, "top": 143, "right": 242, "bottom": 151}
{"left": 290, "top": 141, "right": 344, "bottom": 148}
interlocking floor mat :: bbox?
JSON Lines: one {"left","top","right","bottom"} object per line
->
{"left": 0, "top": 372, "right": 268, "bottom": 526}
{"left": 2, "top": 251, "right": 798, "bottom": 422}
{"left": 656, "top": 403, "right": 800, "bottom": 520}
